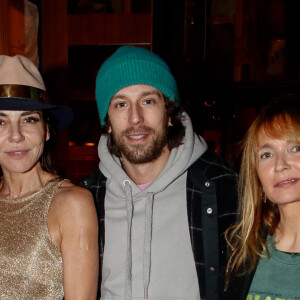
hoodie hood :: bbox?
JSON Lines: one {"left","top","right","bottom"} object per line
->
{"left": 98, "top": 112, "right": 207, "bottom": 196}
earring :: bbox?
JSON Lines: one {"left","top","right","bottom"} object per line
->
{"left": 263, "top": 194, "right": 267, "bottom": 203}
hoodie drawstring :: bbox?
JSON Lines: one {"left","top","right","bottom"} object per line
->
{"left": 143, "top": 192, "right": 154, "bottom": 299}
{"left": 123, "top": 180, "right": 154, "bottom": 299}
{"left": 124, "top": 180, "right": 133, "bottom": 300}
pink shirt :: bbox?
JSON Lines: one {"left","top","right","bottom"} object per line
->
{"left": 137, "top": 182, "right": 151, "bottom": 190}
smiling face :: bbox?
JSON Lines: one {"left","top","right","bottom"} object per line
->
{"left": 256, "top": 127, "right": 300, "bottom": 206}
{"left": 107, "top": 84, "right": 170, "bottom": 165}
{"left": 0, "top": 110, "right": 49, "bottom": 175}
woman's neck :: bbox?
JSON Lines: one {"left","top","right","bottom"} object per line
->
{"left": 274, "top": 202, "right": 300, "bottom": 252}
{"left": 0, "top": 167, "right": 48, "bottom": 200}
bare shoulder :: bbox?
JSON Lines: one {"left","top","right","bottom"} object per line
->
{"left": 56, "top": 180, "right": 93, "bottom": 200}
{"left": 51, "top": 180, "right": 96, "bottom": 221}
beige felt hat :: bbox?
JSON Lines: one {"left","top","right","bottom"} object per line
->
{"left": 0, "top": 55, "right": 73, "bottom": 130}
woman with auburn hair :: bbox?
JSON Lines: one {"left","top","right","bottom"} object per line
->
{"left": 224, "top": 98, "right": 300, "bottom": 299}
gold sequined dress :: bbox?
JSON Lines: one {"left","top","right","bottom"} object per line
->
{"left": 0, "top": 179, "right": 64, "bottom": 300}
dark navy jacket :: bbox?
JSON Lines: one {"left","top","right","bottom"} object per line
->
{"left": 79, "top": 150, "right": 238, "bottom": 300}
{"left": 224, "top": 269, "right": 255, "bottom": 300}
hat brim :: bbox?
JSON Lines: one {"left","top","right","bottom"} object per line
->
{"left": 0, "top": 97, "right": 73, "bottom": 131}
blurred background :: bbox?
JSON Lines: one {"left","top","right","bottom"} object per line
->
{"left": 1, "top": 0, "right": 300, "bottom": 182}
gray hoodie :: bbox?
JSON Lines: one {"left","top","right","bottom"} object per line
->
{"left": 98, "top": 113, "right": 207, "bottom": 300}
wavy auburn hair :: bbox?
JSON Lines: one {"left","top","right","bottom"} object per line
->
{"left": 225, "top": 97, "right": 300, "bottom": 280}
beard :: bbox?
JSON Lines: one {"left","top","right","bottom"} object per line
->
{"left": 110, "top": 121, "right": 169, "bottom": 165}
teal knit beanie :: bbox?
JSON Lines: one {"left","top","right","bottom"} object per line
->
{"left": 95, "top": 46, "right": 180, "bottom": 126}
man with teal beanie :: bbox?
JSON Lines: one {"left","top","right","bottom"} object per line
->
{"left": 80, "top": 46, "right": 238, "bottom": 300}
{"left": 95, "top": 46, "right": 180, "bottom": 126}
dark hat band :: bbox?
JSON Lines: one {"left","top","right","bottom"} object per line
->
{"left": 0, "top": 84, "right": 49, "bottom": 103}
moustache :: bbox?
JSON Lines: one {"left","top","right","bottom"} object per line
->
{"left": 123, "top": 126, "right": 155, "bottom": 136}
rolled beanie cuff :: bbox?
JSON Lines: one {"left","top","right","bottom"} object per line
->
{"left": 96, "top": 57, "right": 180, "bottom": 126}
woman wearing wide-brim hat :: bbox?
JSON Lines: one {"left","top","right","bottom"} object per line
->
{"left": 0, "top": 55, "right": 98, "bottom": 300}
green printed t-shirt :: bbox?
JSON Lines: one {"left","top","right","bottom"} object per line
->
{"left": 247, "top": 236, "right": 300, "bottom": 300}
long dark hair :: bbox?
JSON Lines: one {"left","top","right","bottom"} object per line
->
{"left": 40, "top": 110, "right": 62, "bottom": 175}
